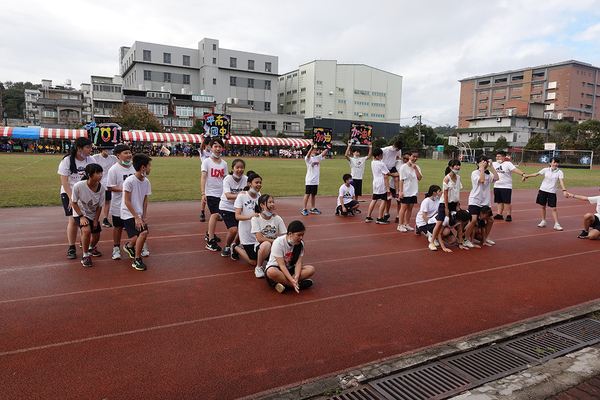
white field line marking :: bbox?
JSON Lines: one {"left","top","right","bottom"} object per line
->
{"left": 1, "top": 248, "right": 599, "bottom": 357}
{"left": 11, "top": 158, "right": 42, "bottom": 171}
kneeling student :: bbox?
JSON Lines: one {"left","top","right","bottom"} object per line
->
{"left": 336, "top": 173, "right": 360, "bottom": 216}
{"left": 71, "top": 163, "right": 105, "bottom": 267}
{"left": 437, "top": 210, "right": 471, "bottom": 253}
{"left": 566, "top": 190, "right": 600, "bottom": 239}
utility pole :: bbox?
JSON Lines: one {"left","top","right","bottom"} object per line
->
{"left": 413, "top": 115, "right": 423, "bottom": 147}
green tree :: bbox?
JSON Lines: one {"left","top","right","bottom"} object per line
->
{"left": 277, "top": 132, "right": 287, "bottom": 138}
{"left": 577, "top": 119, "right": 600, "bottom": 150}
{"left": 110, "top": 104, "right": 164, "bottom": 132}
{"left": 493, "top": 136, "right": 509, "bottom": 152}
{"left": 189, "top": 118, "right": 205, "bottom": 135}
{"left": 433, "top": 124, "right": 458, "bottom": 137}
{"left": 303, "top": 129, "right": 312, "bottom": 139}
{"left": 1, "top": 81, "right": 42, "bottom": 118}
{"left": 468, "top": 136, "right": 484, "bottom": 149}
{"left": 372, "top": 136, "right": 387, "bottom": 148}
{"left": 551, "top": 121, "right": 575, "bottom": 147}
{"left": 250, "top": 127, "right": 262, "bottom": 137}
{"left": 524, "top": 132, "right": 545, "bottom": 150}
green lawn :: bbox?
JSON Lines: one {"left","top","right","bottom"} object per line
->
{"left": 1, "top": 154, "right": 599, "bottom": 208}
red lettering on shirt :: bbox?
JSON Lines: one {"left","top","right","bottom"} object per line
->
{"left": 210, "top": 168, "right": 225, "bottom": 178}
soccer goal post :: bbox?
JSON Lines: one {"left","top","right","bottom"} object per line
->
{"left": 514, "top": 149, "right": 594, "bottom": 169}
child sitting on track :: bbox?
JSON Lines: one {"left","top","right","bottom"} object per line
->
{"left": 468, "top": 205, "right": 494, "bottom": 248}
{"left": 565, "top": 189, "right": 600, "bottom": 240}
{"left": 251, "top": 194, "right": 287, "bottom": 278}
{"left": 336, "top": 174, "right": 360, "bottom": 216}
{"left": 429, "top": 159, "right": 463, "bottom": 249}
{"left": 416, "top": 185, "right": 441, "bottom": 247}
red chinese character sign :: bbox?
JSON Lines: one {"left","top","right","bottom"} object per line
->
{"left": 312, "top": 127, "right": 332, "bottom": 149}
{"left": 349, "top": 123, "right": 372, "bottom": 145}
{"left": 87, "top": 123, "right": 122, "bottom": 149}
{"left": 203, "top": 113, "right": 231, "bottom": 141}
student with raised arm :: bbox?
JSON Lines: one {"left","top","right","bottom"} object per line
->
{"left": 345, "top": 141, "right": 372, "bottom": 204}
{"left": 301, "top": 143, "right": 329, "bottom": 216}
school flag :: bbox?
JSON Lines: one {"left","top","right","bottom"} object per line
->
{"left": 87, "top": 123, "right": 122, "bottom": 149}
{"left": 312, "top": 127, "right": 332, "bottom": 149}
{"left": 203, "top": 113, "right": 231, "bottom": 141}
{"left": 349, "top": 123, "right": 372, "bottom": 145}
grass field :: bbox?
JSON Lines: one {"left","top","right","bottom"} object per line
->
{"left": 1, "top": 153, "right": 599, "bottom": 208}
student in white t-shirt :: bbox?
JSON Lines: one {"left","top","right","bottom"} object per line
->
{"left": 397, "top": 150, "right": 422, "bottom": 232}
{"left": 436, "top": 210, "right": 472, "bottom": 253}
{"left": 251, "top": 194, "right": 287, "bottom": 279}
{"left": 218, "top": 159, "right": 248, "bottom": 259}
{"left": 202, "top": 138, "right": 227, "bottom": 251}
{"left": 565, "top": 189, "right": 600, "bottom": 240}
{"left": 381, "top": 141, "right": 402, "bottom": 202}
{"left": 416, "top": 185, "right": 441, "bottom": 245}
{"left": 57, "top": 136, "right": 93, "bottom": 260}
{"left": 121, "top": 153, "right": 152, "bottom": 271}
{"left": 523, "top": 157, "right": 568, "bottom": 231}
{"left": 301, "top": 143, "right": 329, "bottom": 216}
{"left": 336, "top": 174, "right": 360, "bottom": 216}
{"left": 71, "top": 163, "right": 105, "bottom": 267}
{"left": 492, "top": 150, "right": 525, "bottom": 222}
{"left": 366, "top": 147, "right": 391, "bottom": 224}
{"left": 345, "top": 141, "right": 372, "bottom": 203}
{"left": 232, "top": 173, "right": 262, "bottom": 266}
{"left": 429, "top": 159, "right": 463, "bottom": 250}
{"left": 264, "top": 220, "right": 315, "bottom": 294}
{"left": 199, "top": 136, "right": 212, "bottom": 222}
{"left": 93, "top": 149, "right": 118, "bottom": 228}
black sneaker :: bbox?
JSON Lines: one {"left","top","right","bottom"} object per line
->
{"left": 376, "top": 218, "right": 390, "bottom": 225}
{"left": 204, "top": 232, "right": 222, "bottom": 242}
{"left": 81, "top": 256, "right": 93, "bottom": 267}
{"left": 395, "top": 216, "right": 399, "bottom": 224}
{"left": 299, "top": 279, "right": 313, "bottom": 290}
{"left": 132, "top": 258, "right": 147, "bottom": 271}
{"left": 89, "top": 247, "right": 102, "bottom": 257}
{"left": 206, "top": 239, "right": 221, "bottom": 252}
{"left": 505, "top": 215, "right": 512, "bottom": 222}
{"left": 354, "top": 209, "right": 361, "bottom": 214}
{"left": 578, "top": 230, "right": 589, "bottom": 239}
{"left": 335, "top": 208, "right": 340, "bottom": 216}
{"left": 200, "top": 211, "right": 206, "bottom": 222}
{"left": 231, "top": 244, "right": 240, "bottom": 260}
{"left": 383, "top": 213, "right": 390, "bottom": 221}
{"left": 123, "top": 243, "right": 135, "bottom": 259}
{"left": 221, "top": 246, "right": 231, "bottom": 257}
{"left": 67, "top": 246, "right": 77, "bottom": 259}
{"left": 493, "top": 214, "right": 504, "bottom": 220}
{"left": 102, "top": 218, "right": 113, "bottom": 228}
{"left": 365, "top": 217, "right": 373, "bottom": 223}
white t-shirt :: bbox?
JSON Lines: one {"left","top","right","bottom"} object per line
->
{"left": 120, "top": 175, "right": 152, "bottom": 220}
{"left": 251, "top": 215, "right": 287, "bottom": 240}
{"left": 371, "top": 160, "right": 390, "bottom": 195}
{"left": 337, "top": 184, "right": 356, "bottom": 207}
{"left": 305, "top": 153, "right": 325, "bottom": 185}
{"left": 92, "top": 153, "right": 118, "bottom": 187}
{"left": 71, "top": 180, "right": 105, "bottom": 219}
{"left": 201, "top": 157, "right": 227, "bottom": 197}
{"left": 588, "top": 196, "right": 600, "bottom": 219}
{"left": 442, "top": 212, "right": 461, "bottom": 229}
{"left": 492, "top": 161, "right": 516, "bottom": 189}
{"left": 267, "top": 235, "right": 304, "bottom": 269}
{"left": 200, "top": 150, "right": 212, "bottom": 162}
{"left": 538, "top": 168, "right": 564, "bottom": 194}
{"left": 219, "top": 175, "right": 248, "bottom": 212}
{"left": 416, "top": 197, "right": 439, "bottom": 227}
{"left": 348, "top": 156, "right": 368, "bottom": 180}
{"left": 381, "top": 146, "right": 400, "bottom": 170}
{"left": 468, "top": 170, "right": 494, "bottom": 207}
{"left": 399, "top": 163, "right": 422, "bottom": 197}
{"left": 440, "top": 174, "right": 462, "bottom": 204}
{"left": 234, "top": 191, "right": 260, "bottom": 245}
{"left": 106, "top": 163, "right": 135, "bottom": 217}
{"left": 57, "top": 156, "right": 92, "bottom": 194}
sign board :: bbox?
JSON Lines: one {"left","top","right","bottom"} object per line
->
{"left": 87, "top": 123, "right": 122, "bottom": 149}
{"left": 312, "top": 127, "right": 332, "bottom": 149}
{"left": 203, "top": 113, "right": 231, "bottom": 141}
{"left": 349, "top": 123, "right": 372, "bottom": 145}
{"left": 544, "top": 142, "right": 556, "bottom": 150}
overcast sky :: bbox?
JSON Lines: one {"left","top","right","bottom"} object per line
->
{"left": 2, "top": 0, "right": 600, "bottom": 127}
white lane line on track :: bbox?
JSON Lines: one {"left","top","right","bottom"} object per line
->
{"left": 1, "top": 248, "right": 599, "bottom": 357}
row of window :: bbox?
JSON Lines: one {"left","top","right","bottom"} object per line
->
{"left": 144, "top": 70, "right": 191, "bottom": 85}
{"left": 157, "top": 118, "right": 194, "bottom": 127}
{"left": 93, "top": 85, "right": 122, "bottom": 93}
{"left": 42, "top": 110, "right": 79, "bottom": 118}
{"left": 60, "top": 94, "right": 79, "bottom": 100}
{"left": 229, "top": 77, "right": 272, "bottom": 90}
{"left": 229, "top": 58, "right": 272, "bottom": 72}
{"left": 143, "top": 50, "right": 191, "bottom": 67}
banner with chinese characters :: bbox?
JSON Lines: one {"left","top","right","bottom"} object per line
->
{"left": 203, "top": 113, "right": 231, "bottom": 141}
{"left": 312, "top": 127, "right": 332, "bottom": 149}
{"left": 87, "top": 123, "right": 122, "bottom": 149}
{"left": 349, "top": 123, "right": 372, "bottom": 145}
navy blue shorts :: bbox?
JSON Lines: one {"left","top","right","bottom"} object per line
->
{"left": 220, "top": 210, "right": 238, "bottom": 229}
{"left": 74, "top": 217, "right": 102, "bottom": 234}
{"left": 437, "top": 201, "right": 458, "bottom": 221}
{"left": 61, "top": 193, "right": 72, "bottom": 217}
{"left": 468, "top": 204, "right": 484, "bottom": 216}
{"left": 123, "top": 217, "right": 149, "bottom": 238}
{"left": 494, "top": 188, "right": 512, "bottom": 204}
{"left": 372, "top": 193, "right": 387, "bottom": 201}
{"left": 418, "top": 223, "right": 436, "bottom": 235}
{"left": 265, "top": 263, "right": 295, "bottom": 288}
{"left": 112, "top": 215, "right": 125, "bottom": 228}
{"left": 592, "top": 216, "right": 600, "bottom": 232}
{"left": 351, "top": 179, "right": 363, "bottom": 196}
{"left": 401, "top": 195, "right": 418, "bottom": 204}
{"left": 206, "top": 196, "right": 221, "bottom": 214}
{"left": 536, "top": 190, "right": 557, "bottom": 208}
{"left": 104, "top": 190, "right": 112, "bottom": 201}
{"left": 305, "top": 185, "right": 318, "bottom": 195}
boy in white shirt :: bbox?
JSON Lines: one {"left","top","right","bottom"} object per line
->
{"left": 366, "top": 148, "right": 391, "bottom": 224}
{"left": 201, "top": 138, "right": 227, "bottom": 251}
{"left": 336, "top": 174, "right": 360, "bottom": 216}
{"left": 397, "top": 150, "right": 422, "bottom": 232}
{"left": 492, "top": 150, "right": 525, "bottom": 222}
{"left": 565, "top": 188, "right": 600, "bottom": 239}
{"left": 93, "top": 149, "right": 118, "bottom": 227}
{"left": 345, "top": 141, "right": 372, "bottom": 204}
{"left": 301, "top": 143, "right": 329, "bottom": 216}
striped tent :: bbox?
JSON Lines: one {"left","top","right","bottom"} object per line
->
{"left": 0, "top": 127, "right": 13, "bottom": 137}
{"left": 227, "top": 136, "right": 311, "bottom": 147}
{"left": 122, "top": 131, "right": 204, "bottom": 143}
{"left": 39, "top": 128, "right": 87, "bottom": 139}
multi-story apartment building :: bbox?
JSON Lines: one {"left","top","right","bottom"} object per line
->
{"left": 24, "top": 89, "right": 41, "bottom": 124}
{"left": 91, "top": 75, "right": 123, "bottom": 124}
{"left": 458, "top": 60, "right": 600, "bottom": 129}
{"left": 277, "top": 60, "right": 402, "bottom": 140}
{"left": 35, "top": 79, "right": 86, "bottom": 128}
{"left": 119, "top": 39, "right": 278, "bottom": 113}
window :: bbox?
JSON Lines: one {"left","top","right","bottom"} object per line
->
{"left": 478, "top": 80, "right": 490, "bottom": 86}
{"left": 300, "top": 99, "right": 305, "bottom": 103}
{"left": 43, "top": 110, "right": 57, "bottom": 118}
{"left": 143, "top": 50, "right": 151, "bottom": 61}
{"left": 511, "top": 75, "right": 523, "bottom": 82}
{"left": 316, "top": 80, "right": 323, "bottom": 84}
{"left": 532, "top": 72, "right": 545, "bottom": 79}
{"left": 286, "top": 91, "right": 291, "bottom": 95}
{"left": 300, "top": 70, "right": 306, "bottom": 75}
{"left": 264, "top": 102, "right": 270, "bottom": 111}
{"left": 232, "top": 119, "right": 250, "bottom": 130}
{"left": 292, "top": 89, "right": 297, "bottom": 94}
{"left": 495, "top": 89, "right": 505, "bottom": 93}
{"left": 183, "top": 75, "right": 190, "bottom": 85}
{"left": 495, "top": 77, "right": 507, "bottom": 84}
{"left": 230, "top": 76, "right": 236, "bottom": 86}
{"left": 300, "top": 88, "right": 306, "bottom": 92}
{"left": 183, "top": 55, "right": 190, "bottom": 66}
{"left": 338, "top": 100, "right": 346, "bottom": 103}
{"left": 512, "top": 86, "right": 522, "bottom": 91}
{"left": 532, "top": 83, "right": 543, "bottom": 89}
{"left": 338, "top": 111, "right": 343, "bottom": 114}
{"left": 163, "top": 53, "right": 171, "bottom": 64}
{"left": 213, "top": 57, "right": 216, "bottom": 65}
{"left": 372, "top": 102, "right": 386, "bottom": 107}
{"left": 248, "top": 60, "right": 254, "bottom": 70}
{"left": 61, "top": 94, "right": 68, "bottom": 99}
{"left": 247, "top": 100, "right": 254, "bottom": 106}
{"left": 283, "top": 122, "right": 300, "bottom": 132}
{"left": 147, "top": 104, "right": 168, "bottom": 115}
{"left": 316, "top": 92, "right": 322, "bottom": 96}
{"left": 248, "top": 79, "right": 254, "bottom": 88}
{"left": 70, "top": 95, "right": 78, "bottom": 100}
{"left": 230, "top": 57, "right": 237, "bottom": 68}
{"left": 315, "top": 104, "right": 322, "bottom": 108}
{"left": 164, "top": 72, "right": 171, "bottom": 83}
{"left": 338, "top": 88, "right": 344, "bottom": 92}
{"left": 354, "top": 90, "right": 370, "bottom": 95}
{"left": 531, "top": 93, "right": 542, "bottom": 99}
{"left": 264, "top": 81, "right": 271, "bottom": 90}
{"left": 213, "top": 44, "right": 217, "bottom": 50}
{"left": 372, "top": 92, "right": 386, "bottom": 97}
{"left": 492, "top": 108, "right": 504, "bottom": 114}
{"left": 259, "top": 121, "right": 276, "bottom": 130}
{"left": 479, "top": 99, "right": 487, "bottom": 104}
{"left": 494, "top": 98, "right": 504, "bottom": 103}
{"left": 176, "top": 106, "right": 194, "bottom": 117}
{"left": 213, "top": 78, "right": 217, "bottom": 85}
{"left": 265, "top": 62, "right": 271, "bottom": 72}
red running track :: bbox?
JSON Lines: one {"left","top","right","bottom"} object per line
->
{"left": 1, "top": 187, "right": 600, "bottom": 399}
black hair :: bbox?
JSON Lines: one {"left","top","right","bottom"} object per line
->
{"left": 373, "top": 147, "right": 383, "bottom": 158}
{"left": 81, "top": 163, "right": 103, "bottom": 181}
{"left": 496, "top": 150, "right": 507, "bottom": 157}
{"left": 63, "top": 136, "right": 93, "bottom": 174}
{"left": 246, "top": 170, "right": 255, "bottom": 177}
{"left": 445, "top": 159, "right": 462, "bottom": 175}
{"left": 393, "top": 140, "right": 402, "bottom": 150}
{"left": 343, "top": 173, "right": 352, "bottom": 182}
{"left": 449, "top": 209, "right": 471, "bottom": 226}
{"left": 550, "top": 157, "right": 560, "bottom": 164}
{"left": 480, "top": 205, "right": 492, "bottom": 217}
{"left": 287, "top": 220, "right": 306, "bottom": 234}
{"left": 255, "top": 193, "right": 273, "bottom": 213}
{"left": 202, "top": 136, "right": 211, "bottom": 146}
{"left": 409, "top": 149, "right": 419, "bottom": 156}
{"left": 230, "top": 158, "right": 245, "bottom": 175}
{"left": 247, "top": 172, "right": 262, "bottom": 185}
{"left": 113, "top": 144, "right": 131, "bottom": 155}
{"left": 210, "top": 137, "right": 224, "bottom": 148}
{"left": 425, "top": 185, "right": 441, "bottom": 198}
{"left": 132, "top": 153, "right": 152, "bottom": 171}
{"left": 476, "top": 154, "right": 490, "bottom": 164}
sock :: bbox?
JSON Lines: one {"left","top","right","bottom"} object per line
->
{"left": 114, "top": 244, "right": 119, "bottom": 248}
{"left": 83, "top": 252, "right": 90, "bottom": 257}
{"left": 69, "top": 245, "right": 76, "bottom": 250}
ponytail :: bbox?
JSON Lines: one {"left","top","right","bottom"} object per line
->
{"left": 81, "top": 163, "right": 103, "bottom": 181}
{"left": 425, "top": 185, "right": 441, "bottom": 198}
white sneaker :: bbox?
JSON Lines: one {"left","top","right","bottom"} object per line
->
{"left": 538, "top": 220, "right": 547, "bottom": 228}
{"left": 554, "top": 223, "right": 563, "bottom": 231}
{"left": 397, "top": 225, "right": 407, "bottom": 232}
{"left": 405, "top": 225, "right": 414, "bottom": 231}
{"left": 112, "top": 246, "right": 121, "bottom": 260}
{"left": 486, "top": 237, "right": 496, "bottom": 245}
{"left": 141, "top": 243, "right": 150, "bottom": 257}
{"left": 434, "top": 238, "right": 440, "bottom": 246}
{"left": 428, "top": 242, "right": 437, "bottom": 251}
{"left": 254, "top": 265, "right": 265, "bottom": 278}
{"left": 463, "top": 239, "right": 475, "bottom": 248}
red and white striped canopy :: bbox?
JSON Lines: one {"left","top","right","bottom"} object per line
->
{"left": 227, "top": 136, "right": 310, "bottom": 147}
{"left": 122, "top": 131, "right": 204, "bottom": 143}
{"left": 0, "top": 127, "right": 13, "bottom": 137}
{"left": 39, "top": 128, "right": 87, "bottom": 139}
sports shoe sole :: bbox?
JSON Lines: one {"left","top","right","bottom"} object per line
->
{"left": 275, "top": 283, "right": 286, "bottom": 293}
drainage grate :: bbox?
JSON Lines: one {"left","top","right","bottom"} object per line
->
{"left": 552, "top": 318, "right": 600, "bottom": 344}
{"left": 370, "top": 363, "right": 471, "bottom": 400}
{"left": 441, "top": 346, "right": 531, "bottom": 383}
{"left": 328, "top": 387, "right": 387, "bottom": 400}
{"left": 503, "top": 330, "right": 581, "bottom": 362}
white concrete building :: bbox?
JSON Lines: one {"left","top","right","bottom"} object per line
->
{"left": 91, "top": 75, "right": 123, "bottom": 123}
{"left": 278, "top": 60, "right": 403, "bottom": 140}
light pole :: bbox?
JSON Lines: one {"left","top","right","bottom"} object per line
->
{"left": 3, "top": 112, "right": 7, "bottom": 127}
{"left": 413, "top": 115, "right": 423, "bottom": 147}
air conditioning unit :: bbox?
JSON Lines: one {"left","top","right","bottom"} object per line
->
{"left": 507, "top": 109, "right": 514, "bottom": 116}
{"left": 358, "top": 113, "right": 363, "bottom": 116}
{"left": 490, "top": 132, "right": 495, "bottom": 136}
{"left": 496, "top": 117, "right": 501, "bottom": 122}
{"left": 468, "top": 133, "right": 473, "bottom": 137}
{"left": 94, "top": 108, "right": 100, "bottom": 112}
{"left": 329, "top": 91, "right": 333, "bottom": 95}
{"left": 328, "top": 111, "right": 333, "bottom": 115}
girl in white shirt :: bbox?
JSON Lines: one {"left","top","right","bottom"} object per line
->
{"left": 251, "top": 194, "right": 287, "bottom": 278}
{"left": 430, "top": 159, "right": 463, "bottom": 249}
{"left": 416, "top": 185, "right": 441, "bottom": 243}
{"left": 437, "top": 210, "right": 471, "bottom": 253}
{"left": 218, "top": 159, "right": 248, "bottom": 258}
{"left": 199, "top": 136, "right": 212, "bottom": 222}
{"left": 232, "top": 173, "right": 262, "bottom": 265}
